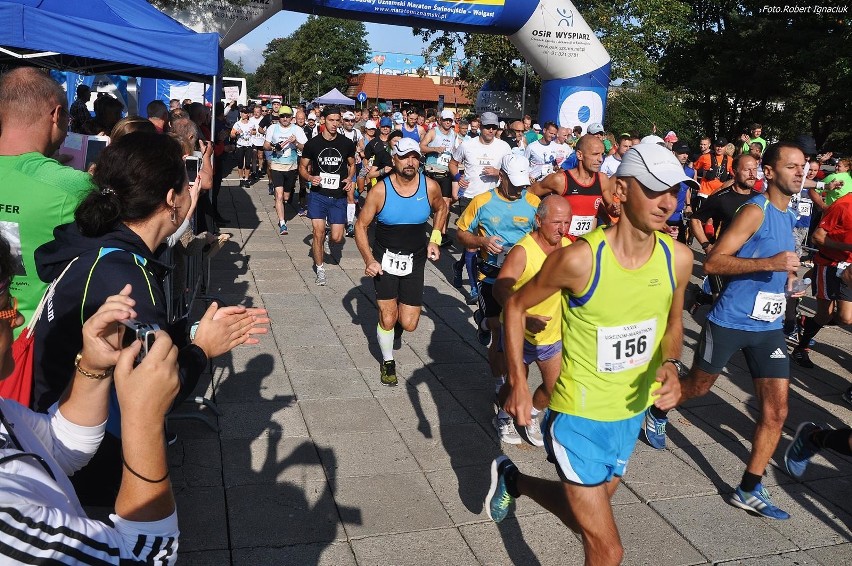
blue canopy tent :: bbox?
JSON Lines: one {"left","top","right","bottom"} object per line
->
{"left": 0, "top": 0, "right": 221, "bottom": 82}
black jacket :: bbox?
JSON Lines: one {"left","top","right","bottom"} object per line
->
{"left": 32, "top": 222, "right": 206, "bottom": 417}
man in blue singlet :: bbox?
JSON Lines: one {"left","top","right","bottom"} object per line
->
{"left": 420, "top": 109, "right": 458, "bottom": 247}
{"left": 353, "top": 138, "right": 448, "bottom": 386}
{"left": 644, "top": 142, "right": 806, "bottom": 520}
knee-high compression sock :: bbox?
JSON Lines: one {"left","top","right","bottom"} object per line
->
{"left": 347, "top": 203, "right": 356, "bottom": 224}
{"left": 464, "top": 250, "right": 478, "bottom": 288}
{"left": 377, "top": 324, "right": 394, "bottom": 362}
{"left": 799, "top": 316, "right": 824, "bottom": 348}
{"left": 812, "top": 428, "right": 852, "bottom": 456}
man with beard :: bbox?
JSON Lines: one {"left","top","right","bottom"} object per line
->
{"left": 354, "top": 138, "right": 447, "bottom": 386}
{"left": 644, "top": 143, "right": 805, "bottom": 520}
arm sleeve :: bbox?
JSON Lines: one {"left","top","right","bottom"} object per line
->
{"left": 0, "top": 504, "right": 178, "bottom": 565}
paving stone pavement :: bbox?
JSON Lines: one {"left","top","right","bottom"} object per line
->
{"left": 168, "top": 177, "right": 851, "bottom": 565}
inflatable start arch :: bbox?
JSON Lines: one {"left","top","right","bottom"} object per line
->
{"left": 161, "top": 0, "right": 610, "bottom": 128}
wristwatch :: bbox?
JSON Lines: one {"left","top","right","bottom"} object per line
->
{"left": 664, "top": 358, "right": 688, "bottom": 379}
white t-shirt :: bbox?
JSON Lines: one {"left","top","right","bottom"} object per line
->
{"left": 249, "top": 116, "right": 265, "bottom": 146}
{"left": 265, "top": 123, "right": 308, "bottom": 168}
{"left": 525, "top": 139, "right": 559, "bottom": 181}
{"left": 452, "top": 136, "right": 512, "bottom": 198}
{"left": 601, "top": 154, "right": 622, "bottom": 178}
{"left": 232, "top": 119, "right": 254, "bottom": 147}
{"left": 552, "top": 142, "right": 573, "bottom": 168}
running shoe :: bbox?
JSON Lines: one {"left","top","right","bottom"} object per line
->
{"left": 323, "top": 233, "right": 331, "bottom": 255}
{"left": 380, "top": 360, "right": 398, "bottom": 387}
{"left": 526, "top": 411, "right": 545, "bottom": 447}
{"left": 493, "top": 416, "right": 522, "bottom": 445}
{"left": 842, "top": 386, "right": 852, "bottom": 406}
{"left": 642, "top": 406, "right": 668, "bottom": 450}
{"left": 315, "top": 266, "right": 327, "bottom": 286}
{"left": 452, "top": 260, "right": 464, "bottom": 288}
{"left": 791, "top": 347, "right": 815, "bottom": 369}
{"left": 782, "top": 320, "right": 798, "bottom": 342}
{"left": 346, "top": 223, "right": 355, "bottom": 238}
{"left": 729, "top": 483, "right": 790, "bottom": 520}
{"left": 474, "top": 311, "right": 491, "bottom": 346}
{"left": 485, "top": 455, "right": 517, "bottom": 523}
{"left": 278, "top": 221, "right": 288, "bottom": 235}
{"left": 785, "top": 421, "right": 821, "bottom": 480}
{"left": 298, "top": 206, "right": 308, "bottom": 217}
{"left": 467, "top": 286, "right": 480, "bottom": 306}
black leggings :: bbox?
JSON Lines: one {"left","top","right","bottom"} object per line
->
{"left": 236, "top": 145, "right": 254, "bottom": 170}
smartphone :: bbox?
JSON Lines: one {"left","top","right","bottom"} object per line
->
{"left": 120, "top": 319, "right": 160, "bottom": 363}
{"left": 185, "top": 155, "right": 201, "bottom": 183}
{"left": 85, "top": 136, "right": 110, "bottom": 170}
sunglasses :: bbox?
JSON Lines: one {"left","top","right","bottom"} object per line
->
{"left": 343, "top": 119, "right": 354, "bottom": 123}
{"left": 482, "top": 125, "right": 498, "bottom": 130}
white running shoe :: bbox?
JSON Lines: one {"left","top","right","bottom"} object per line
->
{"left": 315, "top": 266, "right": 327, "bottom": 286}
{"left": 526, "top": 411, "right": 545, "bottom": 447}
{"left": 493, "top": 416, "right": 522, "bottom": 445}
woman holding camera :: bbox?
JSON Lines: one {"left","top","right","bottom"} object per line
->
{"left": 31, "top": 132, "right": 268, "bottom": 506}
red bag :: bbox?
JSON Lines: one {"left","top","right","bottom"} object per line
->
{"left": 0, "top": 329, "right": 34, "bottom": 406}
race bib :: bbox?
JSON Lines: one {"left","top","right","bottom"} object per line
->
{"left": 797, "top": 201, "right": 812, "bottom": 216}
{"left": 282, "top": 148, "right": 292, "bottom": 158}
{"left": 597, "top": 318, "right": 657, "bottom": 373}
{"left": 437, "top": 152, "right": 452, "bottom": 167}
{"left": 749, "top": 291, "right": 785, "bottom": 322}
{"left": 320, "top": 172, "right": 340, "bottom": 190}
{"left": 381, "top": 250, "right": 414, "bottom": 276}
{"left": 569, "top": 215, "right": 595, "bottom": 236}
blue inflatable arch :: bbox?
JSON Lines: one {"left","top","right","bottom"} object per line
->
{"left": 255, "top": 0, "right": 609, "bottom": 128}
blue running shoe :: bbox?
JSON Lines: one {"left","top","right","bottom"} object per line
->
{"left": 485, "top": 455, "right": 517, "bottom": 522}
{"left": 278, "top": 221, "right": 288, "bottom": 235}
{"left": 466, "top": 286, "right": 480, "bottom": 305}
{"left": 452, "top": 260, "right": 464, "bottom": 288}
{"left": 785, "top": 422, "right": 821, "bottom": 480}
{"left": 642, "top": 406, "right": 667, "bottom": 450}
{"left": 729, "top": 483, "right": 790, "bottom": 520}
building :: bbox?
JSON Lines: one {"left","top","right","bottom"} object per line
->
{"left": 346, "top": 73, "right": 470, "bottom": 114}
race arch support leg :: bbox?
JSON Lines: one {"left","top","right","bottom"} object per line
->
{"left": 539, "top": 67, "right": 610, "bottom": 131}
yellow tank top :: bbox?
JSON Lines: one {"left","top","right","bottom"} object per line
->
{"left": 509, "top": 233, "right": 571, "bottom": 345}
{"left": 550, "top": 227, "right": 677, "bottom": 421}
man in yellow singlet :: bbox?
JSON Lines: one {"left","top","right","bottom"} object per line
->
{"left": 484, "top": 143, "right": 696, "bottom": 566}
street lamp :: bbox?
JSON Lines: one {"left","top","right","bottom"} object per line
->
{"left": 373, "top": 54, "right": 386, "bottom": 109}
{"left": 316, "top": 70, "right": 322, "bottom": 100}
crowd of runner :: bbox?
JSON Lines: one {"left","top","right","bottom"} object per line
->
{"left": 0, "top": 66, "right": 849, "bottom": 564}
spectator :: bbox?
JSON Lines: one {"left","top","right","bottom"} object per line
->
{"left": 84, "top": 94, "right": 123, "bottom": 136}
{"left": 0, "top": 236, "right": 182, "bottom": 563}
{"left": 68, "top": 83, "right": 92, "bottom": 134}
{"left": 146, "top": 100, "right": 170, "bottom": 133}
{"left": 0, "top": 67, "right": 94, "bottom": 337}
{"left": 110, "top": 116, "right": 156, "bottom": 140}
{"left": 31, "top": 132, "right": 269, "bottom": 506}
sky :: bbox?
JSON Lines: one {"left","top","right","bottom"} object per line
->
{"left": 224, "top": 12, "right": 435, "bottom": 73}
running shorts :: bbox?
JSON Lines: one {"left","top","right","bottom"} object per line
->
{"left": 695, "top": 320, "right": 790, "bottom": 378}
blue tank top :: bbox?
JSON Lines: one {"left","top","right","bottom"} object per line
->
{"left": 424, "top": 128, "right": 457, "bottom": 171}
{"left": 708, "top": 194, "right": 796, "bottom": 331}
{"left": 401, "top": 124, "right": 421, "bottom": 143}
{"left": 375, "top": 173, "right": 432, "bottom": 253}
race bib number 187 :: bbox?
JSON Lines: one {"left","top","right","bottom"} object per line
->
{"left": 596, "top": 318, "right": 657, "bottom": 373}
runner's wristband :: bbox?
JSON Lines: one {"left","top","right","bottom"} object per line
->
{"left": 429, "top": 229, "right": 442, "bottom": 245}
{"left": 453, "top": 173, "right": 462, "bottom": 182}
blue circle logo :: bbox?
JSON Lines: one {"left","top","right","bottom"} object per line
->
{"left": 578, "top": 106, "right": 591, "bottom": 122}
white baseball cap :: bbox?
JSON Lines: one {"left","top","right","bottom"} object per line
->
{"left": 392, "top": 137, "right": 422, "bottom": 157}
{"left": 640, "top": 134, "right": 667, "bottom": 146}
{"left": 365, "top": 119, "right": 377, "bottom": 129}
{"left": 440, "top": 109, "right": 455, "bottom": 120}
{"left": 501, "top": 153, "right": 530, "bottom": 187}
{"left": 615, "top": 143, "right": 700, "bottom": 192}
{"left": 532, "top": 123, "right": 541, "bottom": 131}
{"left": 587, "top": 122, "right": 604, "bottom": 134}
{"left": 342, "top": 111, "right": 356, "bottom": 120}
{"left": 307, "top": 112, "right": 317, "bottom": 121}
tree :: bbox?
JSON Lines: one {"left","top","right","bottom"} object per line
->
{"left": 255, "top": 16, "right": 369, "bottom": 103}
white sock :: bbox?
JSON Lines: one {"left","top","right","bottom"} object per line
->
{"left": 316, "top": 263, "right": 325, "bottom": 270}
{"left": 531, "top": 407, "right": 540, "bottom": 418}
{"left": 377, "top": 324, "right": 394, "bottom": 362}
{"left": 347, "top": 203, "right": 356, "bottom": 224}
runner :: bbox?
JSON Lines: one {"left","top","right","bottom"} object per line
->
{"left": 420, "top": 109, "right": 458, "bottom": 247}
{"left": 354, "top": 138, "right": 448, "bottom": 386}
{"left": 299, "top": 106, "right": 356, "bottom": 286}
{"left": 456, "top": 154, "right": 540, "bottom": 443}
{"left": 230, "top": 106, "right": 254, "bottom": 187}
{"left": 493, "top": 196, "right": 573, "bottom": 446}
{"left": 339, "top": 110, "right": 365, "bottom": 237}
{"left": 264, "top": 105, "right": 307, "bottom": 235}
{"left": 486, "top": 143, "right": 693, "bottom": 566}
{"left": 645, "top": 142, "right": 806, "bottom": 520}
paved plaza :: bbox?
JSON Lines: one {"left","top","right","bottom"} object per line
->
{"left": 167, "top": 177, "right": 852, "bottom": 565}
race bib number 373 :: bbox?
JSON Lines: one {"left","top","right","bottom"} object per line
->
{"left": 597, "top": 318, "right": 657, "bottom": 373}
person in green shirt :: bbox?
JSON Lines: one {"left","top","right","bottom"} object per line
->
{"left": 740, "top": 122, "right": 767, "bottom": 154}
{"left": 0, "top": 68, "right": 93, "bottom": 337}
{"left": 821, "top": 158, "right": 851, "bottom": 206}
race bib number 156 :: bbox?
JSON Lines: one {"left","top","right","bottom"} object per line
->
{"left": 597, "top": 318, "right": 657, "bottom": 373}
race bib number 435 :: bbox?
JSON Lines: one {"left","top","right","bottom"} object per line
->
{"left": 597, "top": 318, "right": 657, "bottom": 373}
{"left": 749, "top": 291, "right": 785, "bottom": 322}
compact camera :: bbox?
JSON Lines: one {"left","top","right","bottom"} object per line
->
{"left": 120, "top": 319, "right": 160, "bottom": 363}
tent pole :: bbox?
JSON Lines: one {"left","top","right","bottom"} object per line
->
{"left": 210, "top": 74, "right": 217, "bottom": 143}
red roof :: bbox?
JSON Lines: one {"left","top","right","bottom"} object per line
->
{"left": 346, "top": 74, "right": 470, "bottom": 106}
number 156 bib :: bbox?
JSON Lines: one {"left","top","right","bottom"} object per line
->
{"left": 597, "top": 318, "right": 657, "bottom": 373}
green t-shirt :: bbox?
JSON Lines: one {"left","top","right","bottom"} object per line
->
{"left": 822, "top": 171, "right": 852, "bottom": 206}
{"left": 0, "top": 153, "right": 93, "bottom": 337}
{"left": 741, "top": 136, "right": 767, "bottom": 154}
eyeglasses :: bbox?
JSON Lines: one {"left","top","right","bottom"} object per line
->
{"left": 482, "top": 125, "right": 498, "bottom": 130}
{"left": 343, "top": 119, "right": 354, "bottom": 123}
{"left": 0, "top": 296, "right": 17, "bottom": 323}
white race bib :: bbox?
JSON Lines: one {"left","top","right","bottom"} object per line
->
{"left": 597, "top": 318, "right": 657, "bottom": 373}
{"left": 797, "top": 201, "right": 812, "bottom": 216}
{"left": 749, "top": 291, "right": 786, "bottom": 322}
{"left": 437, "top": 152, "right": 451, "bottom": 167}
{"left": 320, "top": 172, "right": 340, "bottom": 190}
{"left": 381, "top": 250, "right": 414, "bottom": 276}
{"left": 569, "top": 215, "right": 595, "bottom": 236}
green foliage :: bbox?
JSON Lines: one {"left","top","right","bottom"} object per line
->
{"left": 606, "top": 81, "right": 701, "bottom": 142}
{"left": 254, "top": 16, "right": 369, "bottom": 102}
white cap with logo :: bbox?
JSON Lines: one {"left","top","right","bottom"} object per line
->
{"left": 615, "top": 143, "right": 699, "bottom": 192}
{"left": 342, "top": 111, "right": 356, "bottom": 120}
{"left": 501, "top": 153, "right": 530, "bottom": 187}
{"left": 440, "top": 109, "right": 455, "bottom": 120}
{"left": 392, "top": 137, "right": 422, "bottom": 157}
